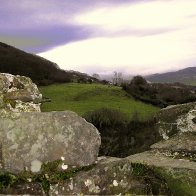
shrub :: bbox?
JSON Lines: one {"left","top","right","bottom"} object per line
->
{"left": 84, "top": 108, "right": 127, "bottom": 129}
{"left": 123, "top": 76, "right": 196, "bottom": 108}
{"left": 84, "top": 108, "right": 161, "bottom": 158}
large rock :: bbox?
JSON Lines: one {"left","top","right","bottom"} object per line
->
{"left": 127, "top": 150, "right": 196, "bottom": 196}
{"left": 0, "top": 73, "right": 42, "bottom": 115}
{"left": 49, "top": 157, "right": 170, "bottom": 195}
{"left": 151, "top": 132, "right": 196, "bottom": 154}
{"left": 48, "top": 147, "right": 196, "bottom": 195}
{"left": 157, "top": 102, "right": 196, "bottom": 139}
{"left": 0, "top": 111, "right": 101, "bottom": 173}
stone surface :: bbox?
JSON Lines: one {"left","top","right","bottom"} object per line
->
{"left": 49, "top": 157, "right": 170, "bottom": 195}
{"left": 127, "top": 150, "right": 196, "bottom": 196}
{"left": 0, "top": 73, "right": 42, "bottom": 115}
{"left": 0, "top": 182, "right": 43, "bottom": 195}
{"left": 0, "top": 74, "right": 195, "bottom": 195}
{"left": 0, "top": 111, "right": 101, "bottom": 173}
{"left": 151, "top": 132, "right": 196, "bottom": 153}
{"left": 157, "top": 102, "right": 196, "bottom": 139}
{"left": 48, "top": 150, "right": 196, "bottom": 195}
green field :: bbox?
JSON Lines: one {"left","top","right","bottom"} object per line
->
{"left": 39, "top": 83, "right": 160, "bottom": 120}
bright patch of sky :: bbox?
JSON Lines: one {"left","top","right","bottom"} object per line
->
{"left": 38, "top": 0, "right": 196, "bottom": 75}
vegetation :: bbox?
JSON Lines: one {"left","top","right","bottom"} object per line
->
{"left": 130, "top": 163, "right": 170, "bottom": 195}
{"left": 40, "top": 83, "right": 160, "bottom": 157}
{"left": 0, "top": 162, "right": 95, "bottom": 195}
{"left": 84, "top": 108, "right": 127, "bottom": 129}
{"left": 0, "top": 42, "right": 97, "bottom": 85}
{"left": 0, "top": 173, "right": 16, "bottom": 189}
{"left": 122, "top": 76, "right": 196, "bottom": 108}
{"left": 154, "top": 167, "right": 196, "bottom": 196}
{"left": 40, "top": 83, "right": 159, "bottom": 120}
{"left": 84, "top": 107, "right": 161, "bottom": 157}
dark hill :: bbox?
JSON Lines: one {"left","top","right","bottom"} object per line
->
{"left": 145, "top": 67, "right": 196, "bottom": 85}
{"left": 0, "top": 42, "right": 95, "bottom": 85}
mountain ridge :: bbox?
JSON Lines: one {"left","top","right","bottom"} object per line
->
{"left": 145, "top": 67, "right": 196, "bottom": 85}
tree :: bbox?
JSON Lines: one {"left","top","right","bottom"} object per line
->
{"left": 92, "top": 73, "right": 100, "bottom": 80}
{"left": 131, "top": 75, "right": 147, "bottom": 86}
{"left": 112, "top": 71, "right": 123, "bottom": 86}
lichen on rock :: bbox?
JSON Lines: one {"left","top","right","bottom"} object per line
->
{"left": 0, "top": 111, "right": 101, "bottom": 173}
{"left": 157, "top": 102, "right": 196, "bottom": 140}
{"left": 0, "top": 73, "right": 42, "bottom": 115}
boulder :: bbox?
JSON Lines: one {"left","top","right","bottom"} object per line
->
{"left": 151, "top": 132, "right": 196, "bottom": 154}
{"left": 157, "top": 102, "right": 196, "bottom": 139}
{"left": 127, "top": 150, "right": 196, "bottom": 196}
{"left": 49, "top": 157, "right": 170, "bottom": 195}
{"left": 0, "top": 73, "right": 42, "bottom": 115}
{"left": 0, "top": 111, "right": 101, "bottom": 173}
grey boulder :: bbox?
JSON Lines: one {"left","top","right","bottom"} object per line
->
{"left": 0, "top": 73, "right": 42, "bottom": 115}
{"left": 157, "top": 102, "right": 196, "bottom": 140}
{"left": 0, "top": 111, "right": 101, "bottom": 173}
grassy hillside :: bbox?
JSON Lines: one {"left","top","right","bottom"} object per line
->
{"left": 40, "top": 83, "right": 159, "bottom": 120}
{"left": 0, "top": 42, "right": 96, "bottom": 85}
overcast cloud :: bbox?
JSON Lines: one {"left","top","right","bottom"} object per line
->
{"left": 1, "top": 0, "right": 196, "bottom": 75}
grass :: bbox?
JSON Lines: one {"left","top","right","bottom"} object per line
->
{"left": 39, "top": 83, "right": 160, "bottom": 120}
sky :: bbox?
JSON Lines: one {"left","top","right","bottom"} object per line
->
{"left": 1, "top": 0, "right": 196, "bottom": 75}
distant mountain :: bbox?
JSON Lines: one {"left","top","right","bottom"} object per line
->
{"left": 145, "top": 67, "right": 196, "bottom": 85}
{"left": 0, "top": 42, "right": 96, "bottom": 85}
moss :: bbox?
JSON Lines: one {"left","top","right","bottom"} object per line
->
{"left": 130, "top": 163, "right": 170, "bottom": 195}
{"left": 131, "top": 162, "right": 148, "bottom": 176}
{"left": 153, "top": 167, "right": 196, "bottom": 196}
{"left": 3, "top": 96, "right": 16, "bottom": 108}
{"left": 167, "top": 180, "right": 196, "bottom": 196}
{"left": 41, "top": 159, "right": 62, "bottom": 174}
{"left": 0, "top": 161, "right": 96, "bottom": 195}
{"left": 0, "top": 173, "right": 17, "bottom": 189}
{"left": 17, "top": 170, "right": 34, "bottom": 181}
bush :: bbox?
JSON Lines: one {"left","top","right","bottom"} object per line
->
{"left": 84, "top": 108, "right": 161, "bottom": 158}
{"left": 84, "top": 108, "right": 127, "bottom": 129}
{"left": 131, "top": 75, "right": 147, "bottom": 86}
{"left": 122, "top": 76, "right": 196, "bottom": 108}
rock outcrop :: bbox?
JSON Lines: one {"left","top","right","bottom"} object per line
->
{"left": 157, "top": 102, "right": 196, "bottom": 139}
{"left": 0, "top": 73, "right": 42, "bottom": 117}
{"left": 0, "top": 73, "right": 195, "bottom": 195}
{"left": 49, "top": 157, "right": 170, "bottom": 195}
{"left": 48, "top": 103, "right": 196, "bottom": 195}
{"left": 0, "top": 111, "right": 101, "bottom": 173}
{"left": 0, "top": 73, "right": 101, "bottom": 173}
{"left": 49, "top": 102, "right": 196, "bottom": 195}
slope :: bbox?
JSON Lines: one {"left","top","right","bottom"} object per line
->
{"left": 39, "top": 83, "right": 159, "bottom": 120}
{"left": 0, "top": 42, "right": 95, "bottom": 85}
{"left": 146, "top": 67, "right": 196, "bottom": 85}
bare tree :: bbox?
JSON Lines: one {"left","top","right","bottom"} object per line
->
{"left": 112, "top": 71, "right": 123, "bottom": 85}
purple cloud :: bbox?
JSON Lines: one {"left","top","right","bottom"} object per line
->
{"left": 0, "top": 0, "right": 146, "bottom": 53}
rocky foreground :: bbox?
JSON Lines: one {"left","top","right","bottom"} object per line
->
{"left": 0, "top": 73, "right": 195, "bottom": 195}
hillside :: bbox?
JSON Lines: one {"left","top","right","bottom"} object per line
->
{"left": 40, "top": 83, "right": 159, "bottom": 120}
{"left": 0, "top": 42, "right": 96, "bottom": 85}
{"left": 146, "top": 67, "right": 196, "bottom": 85}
